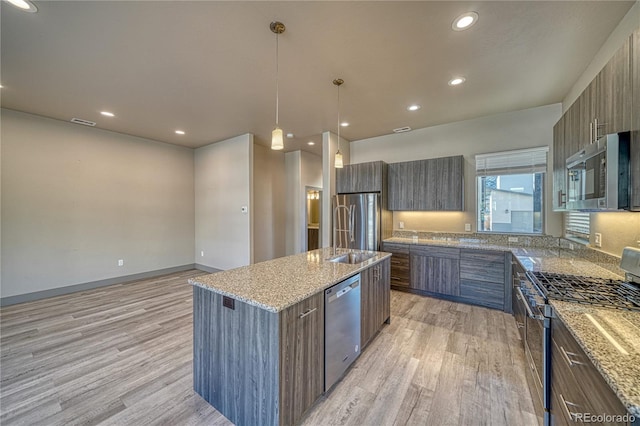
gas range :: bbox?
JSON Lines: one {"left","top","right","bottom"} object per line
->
{"left": 529, "top": 271, "right": 640, "bottom": 312}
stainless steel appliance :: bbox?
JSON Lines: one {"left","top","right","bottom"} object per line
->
{"left": 566, "top": 132, "right": 631, "bottom": 211}
{"left": 333, "top": 193, "right": 381, "bottom": 252}
{"left": 324, "top": 273, "right": 361, "bottom": 391}
{"left": 513, "top": 262, "right": 551, "bottom": 425}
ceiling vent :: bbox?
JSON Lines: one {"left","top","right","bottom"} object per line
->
{"left": 393, "top": 126, "right": 412, "bottom": 133}
{"left": 70, "top": 118, "right": 96, "bottom": 127}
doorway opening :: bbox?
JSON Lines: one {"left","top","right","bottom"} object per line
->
{"left": 305, "top": 187, "right": 322, "bottom": 251}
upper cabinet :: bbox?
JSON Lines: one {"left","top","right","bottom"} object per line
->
{"left": 552, "top": 29, "right": 637, "bottom": 212}
{"left": 336, "top": 161, "right": 386, "bottom": 194}
{"left": 388, "top": 155, "right": 464, "bottom": 211}
{"left": 596, "top": 34, "right": 632, "bottom": 136}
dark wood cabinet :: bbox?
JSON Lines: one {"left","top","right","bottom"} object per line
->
{"left": 550, "top": 315, "right": 629, "bottom": 426}
{"left": 360, "top": 258, "right": 391, "bottom": 348}
{"left": 388, "top": 155, "right": 464, "bottom": 211}
{"left": 336, "top": 160, "right": 385, "bottom": 193}
{"left": 459, "top": 249, "right": 508, "bottom": 310}
{"left": 435, "top": 156, "right": 464, "bottom": 211}
{"left": 552, "top": 116, "right": 567, "bottom": 211}
{"left": 553, "top": 32, "right": 635, "bottom": 213}
{"left": 596, "top": 35, "right": 632, "bottom": 136}
{"left": 381, "top": 242, "right": 410, "bottom": 289}
{"left": 633, "top": 29, "right": 640, "bottom": 133}
{"left": 279, "top": 292, "right": 325, "bottom": 426}
{"left": 410, "top": 246, "right": 460, "bottom": 296}
{"left": 631, "top": 131, "right": 640, "bottom": 211}
{"left": 388, "top": 160, "right": 418, "bottom": 210}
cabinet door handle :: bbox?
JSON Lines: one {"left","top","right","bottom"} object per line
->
{"left": 298, "top": 308, "right": 317, "bottom": 319}
{"left": 559, "top": 394, "right": 579, "bottom": 421}
{"left": 557, "top": 190, "right": 566, "bottom": 207}
{"left": 560, "top": 345, "right": 584, "bottom": 367}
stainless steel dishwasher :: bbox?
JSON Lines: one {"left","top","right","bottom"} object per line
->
{"left": 325, "top": 273, "right": 361, "bottom": 391}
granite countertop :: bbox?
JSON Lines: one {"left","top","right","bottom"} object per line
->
{"left": 189, "top": 247, "right": 391, "bottom": 313}
{"left": 383, "top": 237, "right": 624, "bottom": 280}
{"left": 551, "top": 300, "right": 640, "bottom": 417}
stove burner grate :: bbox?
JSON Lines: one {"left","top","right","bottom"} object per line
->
{"left": 530, "top": 271, "right": 640, "bottom": 312}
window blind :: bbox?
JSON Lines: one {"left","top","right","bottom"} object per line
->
{"left": 565, "top": 212, "right": 590, "bottom": 239}
{"left": 475, "top": 146, "right": 549, "bottom": 176}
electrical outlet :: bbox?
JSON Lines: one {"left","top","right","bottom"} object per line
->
{"left": 594, "top": 233, "right": 602, "bottom": 248}
{"left": 399, "top": 221, "right": 405, "bottom": 229}
{"left": 569, "top": 243, "right": 575, "bottom": 250}
{"left": 464, "top": 223, "right": 471, "bottom": 232}
{"left": 200, "top": 251, "right": 204, "bottom": 257}
{"left": 508, "top": 237, "right": 518, "bottom": 243}
{"left": 118, "top": 259, "right": 124, "bottom": 266}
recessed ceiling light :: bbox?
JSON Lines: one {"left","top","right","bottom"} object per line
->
{"left": 448, "top": 77, "right": 466, "bottom": 86}
{"left": 100, "top": 111, "right": 115, "bottom": 117}
{"left": 175, "top": 130, "right": 185, "bottom": 135}
{"left": 407, "top": 105, "right": 421, "bottom": 111}
{"left": 340, "top": 122, "right": 349, "bottom": 127}
{"left": 307, "top": 141, "right": 315, "bottom": 146}
{"left": 452, "top": 12, "right": 478, "bottom": 31}
{"left": 286, "top": 133, "right": 294, "bottom": 139}
{"left": 3, "top": 0, "right": 38, "bottom": 12}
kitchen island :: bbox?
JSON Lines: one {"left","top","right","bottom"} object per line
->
{"left": 189, "top": 247, "right": 391, "bottom": 426}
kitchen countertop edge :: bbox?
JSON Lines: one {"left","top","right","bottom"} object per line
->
{"left": 189, "top": 249, "right": 392, "bottom": 313}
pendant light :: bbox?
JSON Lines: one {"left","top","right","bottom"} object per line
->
{"left": 270, "top": 21, "right": 285, "bottom": 150}
{"left": 333, "top": 78, "right": 344, "bottom": 168}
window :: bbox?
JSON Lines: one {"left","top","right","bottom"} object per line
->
{"left": 476, "top": 147, "right": 548, "bottom": 234}
{"left": 565, "top": 211, "right": 590, "bottom": 241}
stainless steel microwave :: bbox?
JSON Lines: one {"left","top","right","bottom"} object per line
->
{"left": 566, "top": 132, "right": 630, "bottom": 211}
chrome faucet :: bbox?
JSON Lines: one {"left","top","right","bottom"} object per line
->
{"left": 333, "top": 204, "right": 354, "bottom": 255}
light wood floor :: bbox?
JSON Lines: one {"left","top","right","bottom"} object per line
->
{"left": 0, "top": 270, "right": 539, "bottom": 426}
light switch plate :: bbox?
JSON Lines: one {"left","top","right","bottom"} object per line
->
{"left": 464, "top": 223, "right": 471, "bottom": 232}
{"left": 399, "top": 221, "right": 405, "bottom": 229}
{"left": 508, "top": 237, "right": 518, "bottom": 243}
{"left": 594, "top": 233, "right": 602, "bottom": 247}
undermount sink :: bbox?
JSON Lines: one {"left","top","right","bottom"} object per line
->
{"left": 328, "top": 252, "right": 376, "bottom": 264}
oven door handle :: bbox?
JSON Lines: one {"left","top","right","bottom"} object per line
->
{"left": 516, "top": 287, "right": 544, "bottom": 320}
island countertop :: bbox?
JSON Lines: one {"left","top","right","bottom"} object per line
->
{"left": 189, "top": 247, "right": 391, "bottom": 313}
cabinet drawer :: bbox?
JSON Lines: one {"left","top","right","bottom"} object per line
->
{"left": 389, "top": 252, "right": 410, "bottom": 288}
{"left": 459, "top": 279, "right": 504, "bottom": 310}
{"left": 382, "top": 243, "right": 409, "bottom": 254}
{"left": 552, "top": 318, "right": 628, "bottom": 420}
{"left": 410, "top": 245, "right": 460, "bottom": 259}
{"left": 460, "top": 249, "right": 505, "bottom": 283}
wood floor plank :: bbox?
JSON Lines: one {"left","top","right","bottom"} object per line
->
{"left": 1, "top": 270, "right": 539, "bottom": 426}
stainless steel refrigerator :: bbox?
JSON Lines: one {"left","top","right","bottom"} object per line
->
{"left": 333, "top": 193, "right": 381, "bottom": 251}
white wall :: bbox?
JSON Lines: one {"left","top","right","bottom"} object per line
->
{"left": 195, "top": 134, "right": 252, "bottom": 270}
{"left": 563, "top": 1, "right": 640, "bottom": 111}
{"left": 252, "top": 143, "right": 286, "bottom": 262}
{"left": 350, "top": 104, "right": 563, "bottom": 236}
{"left": 322, "top": 131, "right": 350, "bottom": 247}
{"left": 285, "top": 150, "right": 323, "bottom": 255}
{"left": 1, "top": 109, "right": 195, "bottom": 298}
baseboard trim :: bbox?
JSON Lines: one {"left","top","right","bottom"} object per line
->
{"left": 194, "top": 264, "right": 223, "bottom": 274}
{"left": 1, "top": 264, "right": 197, "bottom": 307}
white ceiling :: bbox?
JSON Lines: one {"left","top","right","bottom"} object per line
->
{"left": 0, "top": 1, "right": 634, "bottom": 155}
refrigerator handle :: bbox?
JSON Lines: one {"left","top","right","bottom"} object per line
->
{"left": 349, "top": 205, "right": 355, "bottom": 243}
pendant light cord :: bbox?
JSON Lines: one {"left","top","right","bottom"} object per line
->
{"left": 337, "top": 83, "right": 340, "bottom": 143}
{"left": 275, "top": 32, "right": 279, "bottom": 126}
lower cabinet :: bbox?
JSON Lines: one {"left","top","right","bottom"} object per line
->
{"left": 381, "top": 242, "right": 410, "bottom": 289}
{"left": 550, "top": 316, "right": 629, "bottom": 426}
{"left": 410, "top": 246, "right": 460, "bottom": 296}
{"left": 361, "top": 258, "right": 391, "bottom": 348}
{"left": 279, "top": 292, "right": 325, "bottom": 426}
{"left": 383, "top": 242, "right": 511, "bottom": 311}
{"left": 459, "top": 249, "right": 509, "bottom": 311}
